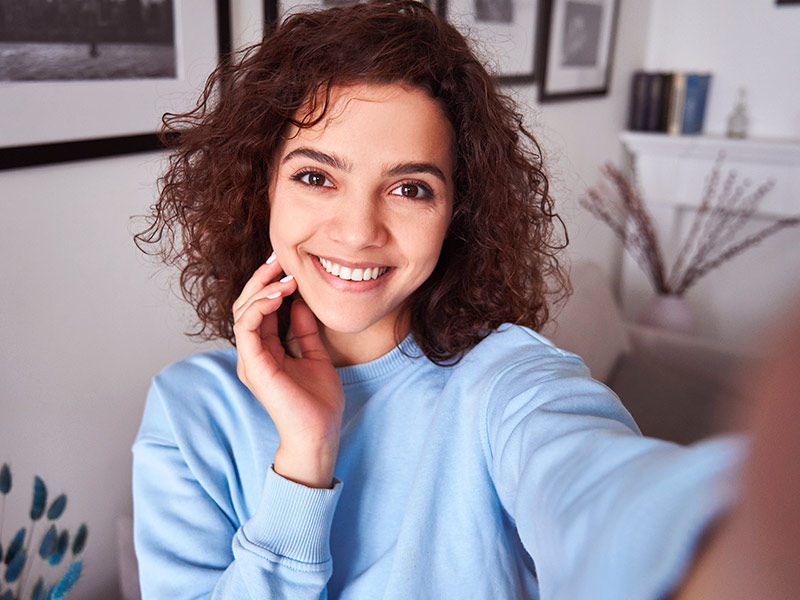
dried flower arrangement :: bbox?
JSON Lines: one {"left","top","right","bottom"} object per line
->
{"left": 581, "top": 158, "right": 800, "bottom": 296}
{"left": 0, "top": 464, "right": 87, "bottom": 600}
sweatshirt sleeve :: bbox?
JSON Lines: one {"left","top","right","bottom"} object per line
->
{"left": 132, "top": 380, "right": 343, "bottom": 599}
{"left": 484, "top": 343, "right": 746, "bottom": 600}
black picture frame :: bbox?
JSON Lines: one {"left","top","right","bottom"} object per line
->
{"left": 537, "top": 0, "right": 619, "bottom": 102}
{"left": 0, "top": 0, "right": 231, "bottom": 171}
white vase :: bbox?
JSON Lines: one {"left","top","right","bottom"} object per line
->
{"left": 637, "top": 294, "right": 695, "bottom": 334}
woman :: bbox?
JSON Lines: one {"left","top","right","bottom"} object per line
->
{"left": 132, "top": 2, "right": 766, "bottom": 598}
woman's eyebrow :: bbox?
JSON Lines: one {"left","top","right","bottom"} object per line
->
{"left": 385, "top": 162, "right": 448, "bottom": 184}
{"left": 282, "top": 147, "right": 351, "bottom": 171}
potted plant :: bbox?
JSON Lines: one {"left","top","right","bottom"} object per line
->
{"left": 580, "top": 158, "right": 799, "bottom": 332}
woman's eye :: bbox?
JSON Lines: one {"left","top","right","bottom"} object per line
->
{"left": 294, "top": 171, "right": 333, "bottom": 187}
{"left": 390, "top": 182, "right": 433, "bottom": 200}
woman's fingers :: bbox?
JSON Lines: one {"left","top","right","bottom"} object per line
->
{"left": 290, "top": 299, "right": 330, "bottom": 362}
{"left": 234, "top": 294, "right": 285, "bottom": 380}
{"left": 233, "top": 274, "right": 296, "bottom": 322}
{"left": 232, "top": 253, "right": 285, "bottom": 314}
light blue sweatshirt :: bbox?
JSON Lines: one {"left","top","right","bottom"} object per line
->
{"left": 132, "top": 325, "right": 744, "bottom": 599}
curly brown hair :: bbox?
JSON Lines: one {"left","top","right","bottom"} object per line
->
{"left": 135, "top": 0, "right": 568, "bottom": 364}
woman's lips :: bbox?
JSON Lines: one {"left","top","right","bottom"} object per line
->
{"left": 317, "top": 256, "right": 389, "bottom": 281}
{"left": 311, "top": 254, "right": 393, "bottom": 291}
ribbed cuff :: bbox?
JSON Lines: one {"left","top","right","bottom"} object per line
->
{"left": 243, "top": 466, "right": 343, "bottom": 564}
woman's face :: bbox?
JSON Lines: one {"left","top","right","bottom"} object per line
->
{"left": 269, "top": 83, "right": 454, "bottom": 352}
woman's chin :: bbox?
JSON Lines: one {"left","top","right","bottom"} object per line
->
{"left": 307, "top": 302, "right": 403, "bottom": 342}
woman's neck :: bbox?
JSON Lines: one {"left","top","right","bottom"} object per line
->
{"left": 319, "top": 315, "right": 409, "bottom": 367}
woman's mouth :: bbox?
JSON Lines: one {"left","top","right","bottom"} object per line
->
{"left": 317, "top": 256, "right": 390, "bottom": 281}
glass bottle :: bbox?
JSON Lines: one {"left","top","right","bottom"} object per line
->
{"left": 727, "top": 88, "right": 749, "bottom": 139}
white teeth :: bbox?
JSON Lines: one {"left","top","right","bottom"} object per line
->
{"left": 318, "top": 257, "right": 388, "bottom": 282}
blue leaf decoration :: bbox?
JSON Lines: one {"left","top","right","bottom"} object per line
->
{"left": 4, "top": 527, "right": 25, "bottom": 565}
{"left": 48, "top": 530, "right": 70, "bottom": 566}
{"left": 39, "top": 525, "right": 58, "bottom": 559}
{"left": 47, "top": 494, "right": 67, "bottom": 521}
{"left": 0, "top": 463, "right": 10, "bottom": 494}
{"left": 5, "top": 547, "right": 27, "bottom": 583}
{"left": 30, "top": 476, "right": 47, "bottom": 521}
{"left": 71, "top": 524, "right": 87, "bottom": 556}
{"left": 48, "top": 560, "right": 82, "bottom": 600}
{"left": 32, "top": 576, "right": 46, "bottom": 600}
{"left": 2, "top": 589, "right": 14, "bottom": 600}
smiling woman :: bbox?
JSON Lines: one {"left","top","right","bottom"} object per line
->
{"left": 269, "top": 83, "right": 454, "bottom": 366}
{"left": 129, "top": 1, "right": 771, "bottom": 599}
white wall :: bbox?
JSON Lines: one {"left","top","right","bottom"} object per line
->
{"left": 645, "top": 0, "right": 800, "bottom": 140}
{"left": 0, "top": 154, "right": 223, "bottom": 598}
{"left": 510, "top": 0, "right": 652, "bottom": 278}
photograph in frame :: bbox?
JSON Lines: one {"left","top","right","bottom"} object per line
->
{"left": 439, "top": 0, "right": 537, "bottom": 83}
{"left": 537, "top": 0, "right": 619, "bottom": 102}
{"left": 0, "top": 1, "right": 177, "bottom": 82}
{"left": 0, "top": 0, "right": 231, "bottom": 170}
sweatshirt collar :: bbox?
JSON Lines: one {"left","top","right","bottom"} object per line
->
{"left": 336, "top": 335, "right": 421, "bottom": 385}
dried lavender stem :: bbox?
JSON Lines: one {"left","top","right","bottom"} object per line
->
{"left": 668, "top": 155, "right": 723, "bottom": 289}
{"left": 677, "top": 216, "right": 800, "bottom": 294}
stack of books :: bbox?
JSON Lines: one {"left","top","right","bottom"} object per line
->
{"left": 628, "top": 71, "right": 712, "bottom": 135}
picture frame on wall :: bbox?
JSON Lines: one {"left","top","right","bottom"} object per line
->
{"left": 537, "top": 0, "right": 619, "bottom": 102}
{"left": 263, "top": 0, "right": 536, "bottom": 83}
{"left": 438, "top": 0, "right": 537, "bottom": 83}
{"left": 265, "top": 0, "right": 436, "bottom": 26}
{"left": 0, "top": 0, "right": 231, "bottom": 171}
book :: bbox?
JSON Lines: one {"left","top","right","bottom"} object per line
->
{"left": 626, "top": 70, "right": 712, "bottom": 135}
{"left": 666, "top": 73, "right": 687, "bottom": 135}
{"left": 645, "top": 73, "right": 671, "bottom": 132}
{"left": 628, "top": 71, "right": 649, "bottom": 131}
{"left": 681, "top": 74, "right": 711, "bottom": 134}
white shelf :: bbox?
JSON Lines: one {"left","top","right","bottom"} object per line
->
{"left": 619, "top": 132, "right": 800, "bottom": 217}
{"left": 620, "top": 132, "right": 800, "bottom": 165}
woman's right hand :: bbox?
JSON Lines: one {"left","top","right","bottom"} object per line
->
{"left": 232, "top": 254, "right": 345, "bottom": 489}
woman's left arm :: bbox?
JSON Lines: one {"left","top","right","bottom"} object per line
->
{"left": 484, "top": 346, "right": 746, "bottom": 600}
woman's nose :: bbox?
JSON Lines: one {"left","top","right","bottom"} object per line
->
{"left": 326, "top": 192, "right": 389, "bottom": 249}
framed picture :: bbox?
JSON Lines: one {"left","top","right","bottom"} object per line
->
{"left": 537, "top": 0, "right": 619, "bottom": 102}
{"left": 265, "top": 0, "right": 437, "bottom": 25}
{"left": 0, "top": 0, "right": 231, "bottom": 171}
{"left": 264, "top": 0, "right": 534, "bottom": 83}
{"left": 438, "top": 0, "right": 537, "bottom": 83}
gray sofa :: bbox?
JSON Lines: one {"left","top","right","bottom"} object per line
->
{"left": 542, "top": 261, "right": 747, "bottom": 445}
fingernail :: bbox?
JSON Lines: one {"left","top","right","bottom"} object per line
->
{"left": 266, "top": 291, "right": 281, "bottom": 299}
{"left": 279, "top": 274, "right": 294, "bottom": 283}
{"left": 266, "top": 252, "right": 277, "bottom": 264}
